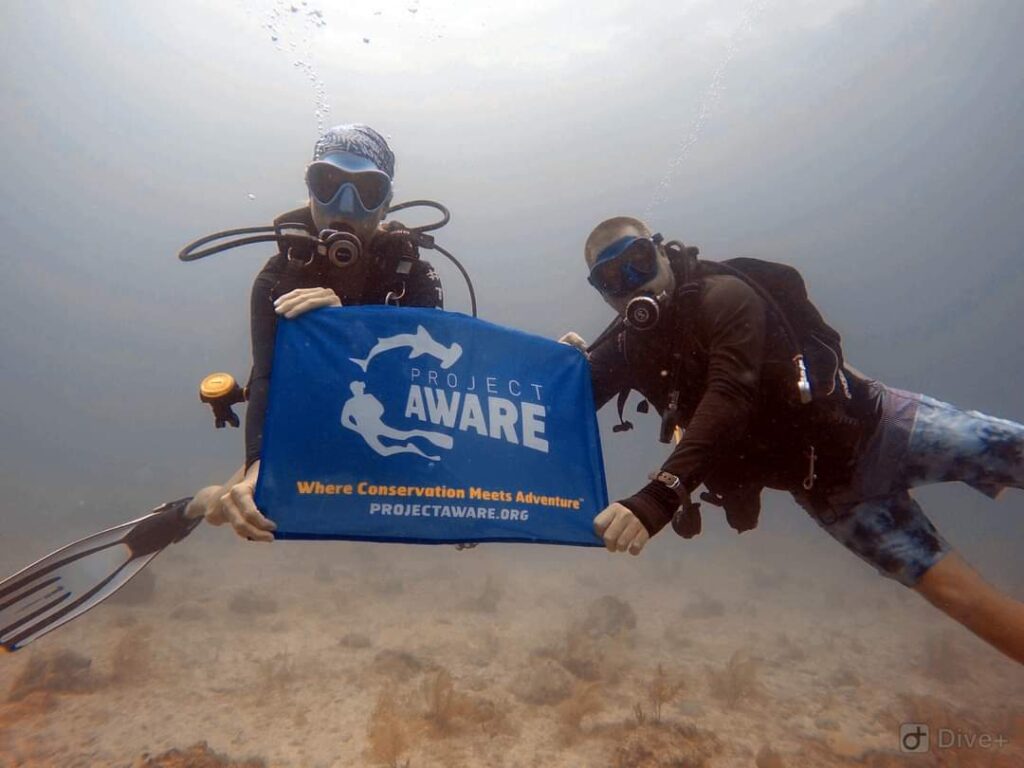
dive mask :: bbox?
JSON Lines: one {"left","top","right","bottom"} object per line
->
{"left": 306, "top": 158, "right": 392, "bottom": 213}
{"left": 587, "top": 235, "right": 662, "bottom": 297}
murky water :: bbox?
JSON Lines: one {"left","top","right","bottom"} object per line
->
{"left": 644, "top": 0, "right": 769, "bottom": 220}
{"left": 1, "top": 1, "right": 1022, "bottom": 766}
{"left": 250, "top": 0, "right": 331, "bottom": 133}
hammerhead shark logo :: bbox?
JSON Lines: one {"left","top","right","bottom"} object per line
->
{"left": 350, "top": 325, "right": 463, "bottom": 373}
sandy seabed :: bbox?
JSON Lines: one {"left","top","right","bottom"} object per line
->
{"left": 1, "top": 523, "right": 1022, "bottom": 768}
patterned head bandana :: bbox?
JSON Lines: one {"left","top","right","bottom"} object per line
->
{"left": 312, "top": 124, "right": 395, "bottom": 179}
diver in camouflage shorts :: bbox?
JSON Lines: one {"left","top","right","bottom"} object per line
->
{"left": 798, "top": 387, "right": 1024, "bottom": 588}
{"left": 566, "top": 215, "right": 1024, "bottom": 667}
{"left": 792, "top": 385, "right": 1024, "bottom": 666}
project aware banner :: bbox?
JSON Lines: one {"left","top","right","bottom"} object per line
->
{"left": 254, "top": 307, "right": 607, "bottom": 546}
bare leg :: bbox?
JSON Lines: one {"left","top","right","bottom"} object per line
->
{"left": 915, "top": 552, "right": 1024, "bottom": 665}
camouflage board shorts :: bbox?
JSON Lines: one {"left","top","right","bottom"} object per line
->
{"left": 797, "top": 385, "right": 1024, "bottom": 586}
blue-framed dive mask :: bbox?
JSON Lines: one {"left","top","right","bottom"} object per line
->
{"left": 587, "top": 235, "right": 661, "bottom": 297}
{"left": 305, "top": 151, "right": 393, "bottom": 233}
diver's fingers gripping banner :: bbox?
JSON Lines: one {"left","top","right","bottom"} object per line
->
{"left": 254, "top": 307, "right": 608, "bottom": 546}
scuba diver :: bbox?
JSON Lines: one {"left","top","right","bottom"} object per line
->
{"left": 1, "top": 124, "right": 482, "bottom": 651}
{"left": 186, "top": 124, "right": 447, "bottom": 542}
{"left": 561, "top": 215, "right": 1024, "bottom": 665}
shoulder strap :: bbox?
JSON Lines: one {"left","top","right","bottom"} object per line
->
{"left": 658, "top": 242, "right": 702, "bottom": 443}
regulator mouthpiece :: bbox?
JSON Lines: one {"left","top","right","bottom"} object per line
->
{"left": 624, "top": 295, "right": 661, "bottom": 331}
{"left": 318, "top": 230, "right": 363, "bottom": 269}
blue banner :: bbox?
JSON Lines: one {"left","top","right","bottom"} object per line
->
{"left": 254, "top": 307, "right": 607, "bottom": 546}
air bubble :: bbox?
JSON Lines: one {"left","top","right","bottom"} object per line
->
{"left": 645, "top": 0, "right": 767, "bottom": 216}
{"left": 257, "top": 3, "right": 331, "bottom": 132}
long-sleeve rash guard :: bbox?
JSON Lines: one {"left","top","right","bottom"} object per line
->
{"left": 244, "top": 241, "right": 443, "bottom": 470}
{"left": 659, "top": 274, "right": 766, "bottom": 485}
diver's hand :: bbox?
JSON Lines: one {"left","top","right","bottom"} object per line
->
{"left": 185, "top": 485, "right": 224, "bottom": 521}
{"left": 558, "top": 332, "right": 589, "bottom": 356}
{"left": 593, "top": 502, "right": 649, "bottom": 555}
{"left": 219, "top": 461, "right": 277, "bottom": 542}
{"left": 274, "top": 287, "right": 341, "bottom": 319}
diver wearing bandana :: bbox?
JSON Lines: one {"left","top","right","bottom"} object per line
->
{"left": 189, "top": 125, "right": 444, "bottom": 540}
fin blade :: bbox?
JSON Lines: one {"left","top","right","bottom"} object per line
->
{"left": 0, "top": 499, "right": 194, "bottom": 652}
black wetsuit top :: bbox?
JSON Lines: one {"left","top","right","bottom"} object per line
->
{"left": 589, "top": 272, "right": 881, "bottom": 535}
{"left": 245, "top": 208, "right": 444, "bottom": 469}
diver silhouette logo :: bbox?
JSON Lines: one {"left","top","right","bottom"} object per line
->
{"left": 341, "top": 382, "right": 453, "bottom": 461}
{"left": 350, "top": 325, "right": 462, "bottom": 372}
{"left": 342, "top": 324, "right": 462, "bottom": 461}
